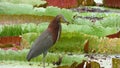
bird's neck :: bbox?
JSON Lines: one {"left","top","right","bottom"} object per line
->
{"left": 48, "top": 19, "right": 61, "bottom": 44}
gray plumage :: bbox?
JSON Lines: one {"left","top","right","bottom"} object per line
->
{"left": 27, "top": 29, "right": 54, "bottom": 61}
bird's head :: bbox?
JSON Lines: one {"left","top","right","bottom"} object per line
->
{"left": 56, "top": 14, "right": 69, "bottom": 25}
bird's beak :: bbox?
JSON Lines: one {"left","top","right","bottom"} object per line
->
{"left": 60, "top": 15, "right": 69, "bottom": 25}
{"left": 61, "top": 19, "right": 69, "bottom": 25}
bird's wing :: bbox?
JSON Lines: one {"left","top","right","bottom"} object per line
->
{"left": 27, "top": 29, "right": 54, "bottom": 61}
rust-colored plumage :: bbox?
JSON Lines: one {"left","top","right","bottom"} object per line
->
{"left": 48, "top": 15, "right": 62, "bottom": 44}
{"left": 26, "top": 14, "right": 69, "bottom": 68}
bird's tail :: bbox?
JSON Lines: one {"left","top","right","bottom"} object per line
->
{"left": 26, "top": 51, "right": 32, "bottom": 61}
{"left": 26, "top": 57, "right": 31, "bottom": 61}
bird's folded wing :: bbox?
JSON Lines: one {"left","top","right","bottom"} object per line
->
{"left": 27, "top": 29, "right": 54, "bottom": 60}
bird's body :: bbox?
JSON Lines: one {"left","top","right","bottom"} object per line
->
{"left": 26, "top": 14, "right": 68, "bottom": 68}
{"left": 27, "top": 29, "right": 54, "bottom": 61}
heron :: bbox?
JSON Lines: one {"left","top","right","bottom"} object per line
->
{"left": 26, "top": 14, "right": 69, "bottom": 68}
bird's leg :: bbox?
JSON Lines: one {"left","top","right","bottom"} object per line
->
{"left": 42, "top": 56, "right": 46, "bottom": 68}
{"left": 43, "top": 51, "right": 47, "bottom": 68}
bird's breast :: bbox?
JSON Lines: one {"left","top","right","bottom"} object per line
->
{"left": 48, "top": 25, "right": 61, "bottom": 44}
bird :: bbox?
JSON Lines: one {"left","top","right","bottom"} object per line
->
{"left": 26, "top": 14, "right": 69, "bottom": 68}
